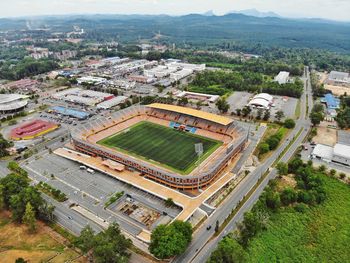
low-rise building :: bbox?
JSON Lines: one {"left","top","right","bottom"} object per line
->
{"left": 0, "top": 94, "right": 29, "bottom": 114}
{"left": 274, "top": 71, "right": 290, "bottom": 84}
{"left": 327, "top": 71, "right": 350, "bottom": 86}
{"left": 96, "top": 96, "right": 129, "bottom": 110}
{"left": 311, "top": 143, "right": 350, "bottom": 166}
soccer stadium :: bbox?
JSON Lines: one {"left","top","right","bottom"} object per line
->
{"left": 11, "top": 120, "right": 59, "bottom": 140}
{"left": 71, "top": 103, "right": 247, "bottom": 189}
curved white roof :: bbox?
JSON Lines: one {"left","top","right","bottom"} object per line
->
{"left": 0, "top": 94, "right": 29, "bottom": 111}
{"left": 253, "top": 93, "right": 273, "bottom": 102}
{"left": 248, "top": 98, "right": 270, "bottom": 108}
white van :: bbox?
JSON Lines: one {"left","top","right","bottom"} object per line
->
{"left": 87, "top": 168, "right": 95, "bottom": 174}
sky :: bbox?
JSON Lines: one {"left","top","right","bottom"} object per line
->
{"left": 0, "top": 0, "right": 349, "bottom": 21}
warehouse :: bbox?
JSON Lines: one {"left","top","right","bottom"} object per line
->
{"left": 311, "top": 143, "right": 350, "bottom": 166}
{"left": 97, "top": 96, "right": 129, "bottom": 110}
{"left": 52, "top": 88, "right": 114, "bottom": 106}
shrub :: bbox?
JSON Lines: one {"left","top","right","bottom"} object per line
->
{"left": 259, "top": 143, "right": 270, "bottom": 154}
{"left": 284, "top": 118, "right": 296, "bottom": 129}
{"left": 294, "top": 203, "right": 308, "bottom": 213}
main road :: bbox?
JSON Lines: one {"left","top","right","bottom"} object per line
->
{"left": 174, "top": 67, "right": 313, "bottom": 263}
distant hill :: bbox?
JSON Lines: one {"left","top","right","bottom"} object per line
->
{"left": 1, "top": 13, "right": 350, "bottom": 53}
{"left": 227, "top": 9, "right": 281, "bottom": 18}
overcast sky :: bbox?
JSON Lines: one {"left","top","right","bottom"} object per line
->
{"left": 0, "top": 0, "right": 349, "bottom": 21}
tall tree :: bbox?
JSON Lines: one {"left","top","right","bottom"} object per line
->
{"left": 23, "top": 202, "right": 36, "bottom": 233}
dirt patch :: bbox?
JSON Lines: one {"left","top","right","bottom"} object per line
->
{"left": 313, "top": 121, "right": 337, "bottom": 146}
{"left": 277, "top": 175, "right": 297, "bottom": 191}
{"left": 325, "top": 84, "right": 350, "bottom": 97}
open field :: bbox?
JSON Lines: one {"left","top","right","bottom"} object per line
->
{"left": 98, "top": 121, "right": 222, "bottom": 174}
{"left": 246, "top": 175, "right": 350, "bottom": 262}
{"left": 313, "top": 121, "right": 337, "bottom": 146}
{"left": 0, "top": 211, "right": 85, "bottom": 263}
{"left": 325, "top": 84, "right": 350, "bottom": 96}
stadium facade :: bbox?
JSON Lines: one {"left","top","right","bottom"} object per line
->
{"left": 70, "top": 104, "right": 248, "bottom": 189}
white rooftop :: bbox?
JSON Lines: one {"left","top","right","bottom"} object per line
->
{"left": 312, "top": 144, "right": 334, "bottom": 161}
{"left": 333, "top": 143, "right": 350, "bottom": 159}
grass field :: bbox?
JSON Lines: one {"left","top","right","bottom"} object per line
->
{"left": 97, "top": 121, "right": 222, "bottom": 174}
{"left": 246, "top": 175, "right": 350, "bottom": 263}
{"left": 0, "top": 211, "right": 85, "bottom": 263}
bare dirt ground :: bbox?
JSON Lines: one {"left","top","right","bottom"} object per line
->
{"left": 313, "top": 121, "right": 337, "bottom": 146}
{"left": 325, "top": 84, "right": 350, "bottom": 96}
{"left": 0, "top": 211, "right": 85, "bottom": 263}
{"left": 277, "top": 175, "right": 297, "bottom": 191}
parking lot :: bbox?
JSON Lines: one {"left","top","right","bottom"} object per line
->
{"left": 23, "top": 152, "right": 181, "bottom": 235}
{"left": 227, "top": 91, "right": 298, "bottom": 120}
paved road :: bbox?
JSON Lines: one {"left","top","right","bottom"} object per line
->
{"left": 175, "top": 66, "right": 313, "bottom": 263}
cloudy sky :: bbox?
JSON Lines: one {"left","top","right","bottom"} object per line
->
{"left": 0, "top": 0, "right": 349, "bottom": 21}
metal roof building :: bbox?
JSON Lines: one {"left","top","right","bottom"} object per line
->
{"left": 0, "top": 94, "right": 29, "bottom": 114}
{"left": 323, "top": 94, "right": 340, "bottom": 109}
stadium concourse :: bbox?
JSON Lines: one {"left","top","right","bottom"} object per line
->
{"left": 10, "top": 119, "right": 59, "bottom": 140}
{"left": 68, "top": 103, "right": 248, "bottom": 189}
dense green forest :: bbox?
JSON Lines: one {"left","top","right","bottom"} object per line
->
{"left": 188, "top": 70, "right": 304, "bottom": 98}
{"left": 0, "top": 57, "right": 59, "bottom": 80}
{"left": 209, "top": 159, "right": 350, "bottom": 263}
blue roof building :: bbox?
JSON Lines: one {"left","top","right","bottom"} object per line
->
{"left": 323, "top": 94, "right": 340, "bottom": 110}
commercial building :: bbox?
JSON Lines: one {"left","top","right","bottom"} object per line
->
{"left": 4, "top": 79, "right": 40, "bottom": 93}
{"left": 50, "top": 106, "right": 90, "bottom": 119}
{"left": 274, "top": 71, "right": 290, "bottom": 84}
{"left": 327, "top": 71, "right": 350, "bottom": 85}
{"left": 0, "top": 94, "right": 29, "bottom": 114}
{"left": 166, "top": 61, "right": 206, "bottom": 72}
{"left": 77, "top": 76, "right": 107, "bottom": 85}
{"left": 311, "top": 143, "right": 350, "bottom": 166}
{"left": 52, "top": 88, "right": 114, "bottom": 106}
{"left": 97, "top": 96, "right": 129, "bottom": 110}
{"left": 170, "top": 69, "right": 193, "bottom": 81}
{"left": 176, "top": 91, "right": 220, "bottom": 103}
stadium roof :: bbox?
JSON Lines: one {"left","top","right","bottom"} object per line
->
{"left": 147, "top": 103, "right": 233, "bottom": 126}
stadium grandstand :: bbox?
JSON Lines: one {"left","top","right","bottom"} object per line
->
{"left": 0, "top": 94, "right": 29, "bottom": 114}
{"left": 70, "top": 103, "right": 247, "bottom": 189}
{"left": 10, "top": 120, "right": 59, "bottom": 140}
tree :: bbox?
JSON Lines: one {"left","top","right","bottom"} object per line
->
{"left": 165, "top": 198, "right": 175, "bottom": 207}
{"left": 275, "top": 110, "right": 285, "bottom": 122}
{"left": 310, "top": 111, "right": 324, "bottom": 126}
{"left": 263, "top": 109, "right": 270, "bottom": 121}
{"left": 266, "top": 136, "right": 280, "bottom": 150}
{"left": 242, "top": 106, "right": 252, "bottom": 117}
{"left": 280, "top": 188, "right": 297, "bottom": 205}
{"left": 318, "top": 165, "right": 327, "bottom": 173}
{"left": 256, "top": 108, "right": 263, "bottom": 120}
{"left": 208, "top": 237, "right": 247, "bottom": 263}
{"left": 259, "top": 143, "right": 270, "bottom": 155}
{"left": 284, "top": 118, "right": 296, "bottom": 129}
{"left": 329, "top": 169, "right": 337, "bottom": 177}
{"left": 149, "top": 220, "right": 192, "bottom": 259}
{"left": 276, "top": 162, "right": 288, "bottom": 175}
{"left": 75, "top": 225, "right": 96, "bottom": 254}
{"left": 216, "top": 98, "right": 230, "bottom": 113}
{"left": 23, "top": 202, "right": 36, "bottom": 233}
{"left": 93, "top": 223, "right": 131, "bottom": 263}
{"left": 15, "top": 258, "right": 27, "bottom": 263}
{"left": 0, "top": 185, "right": 5, "bottom": 211}
{"left": 265, "top": 190, "right": 281, "bottom": 210}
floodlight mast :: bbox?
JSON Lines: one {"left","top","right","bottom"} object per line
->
{"left": 195, "top": 143, "right": 203, "bottom": 191}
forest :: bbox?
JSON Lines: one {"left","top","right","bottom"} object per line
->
{"left": 189, "top": 70, "right": 304, "bottom": 98}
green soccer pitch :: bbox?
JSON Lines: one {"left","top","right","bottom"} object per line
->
{"left": 97, "top": 121, "right": 223, "bottom": 174}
